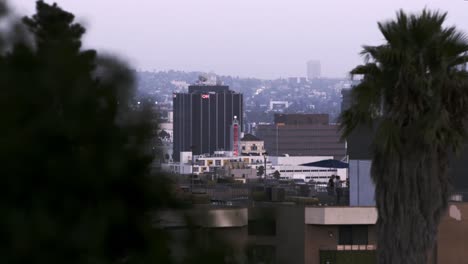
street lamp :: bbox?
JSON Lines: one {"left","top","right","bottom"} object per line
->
{"left": 263, "top": 152, "right": 268, "bottom": 179}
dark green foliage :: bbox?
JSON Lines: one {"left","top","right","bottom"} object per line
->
{"left": 181, "top": 228, "right": 241, "bottom": 264}
{"left": 0, "top": 1, "right": 177, "bottom": 263}
{"left": 340, "top": 9, "right": 468, "bottom": 264}
{"left": 257, "top": 166, "right": 264, "bottom": 177}
{"left": 273, "top": 170, "right": 281, "bottom": 180}
{"left": 159, "top": 129, "right": 171, "bottom": 140}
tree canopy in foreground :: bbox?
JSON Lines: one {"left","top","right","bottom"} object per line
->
{"left": 341, "top": 9, "right": 468, "bottom": 264}
{"left": 0, "top": 1, "right": 178, "bottom": 263}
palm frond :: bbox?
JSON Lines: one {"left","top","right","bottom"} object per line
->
{"left": 350, "top": 63, "right": 380, "bottom": 76}
{"left": 339, "top": 80, "right": 381, "bottom": 138}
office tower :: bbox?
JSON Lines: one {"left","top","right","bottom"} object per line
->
{"left": 307, "top": 60, "right": 321, "bottom": 80}
{"left": 173, "top": 82, "right": 243, "bottom": 161}
{"left": 255, "top": 114, "right": 346, "bottom": 159}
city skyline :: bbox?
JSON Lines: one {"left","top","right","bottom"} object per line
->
{"left": 11, "top": 0, "right": 468, "bottom": 79}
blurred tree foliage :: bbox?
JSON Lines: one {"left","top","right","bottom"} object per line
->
{"left": 0, "top": 1, "right": 238, "bottom": 263}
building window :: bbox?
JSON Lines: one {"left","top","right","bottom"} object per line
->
{"left": 338, "top": 225, "right": 368, "bottom": 245}
{"left": 242, "top": 146, "right": 246, "bottom": 150}
{"left": 247, "top": 245, "right": 276, "bottom": 264}
{"left": 193, "top": 167, "right": 199, "bottom": 172}
{"left": 251, "top": 144, "right": 258, "bottom": 151}
{"left": 215, "top": 160, "right": 221, "bottom": 166}
{"left": 248, "top": 220, "right": 276, "bottom": 236}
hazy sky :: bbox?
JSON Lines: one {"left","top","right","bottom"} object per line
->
{"left": 10, "top": 0, "right": 468, "bottom": 79}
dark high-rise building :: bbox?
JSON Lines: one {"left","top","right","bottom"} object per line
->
{"left": 173, "top": 84, "right": 243, "bottom": 161}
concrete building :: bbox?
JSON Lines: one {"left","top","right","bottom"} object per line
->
{"left": 173, "top": 81, "right": 243, "bottom": 161}
{"left": 255, "top": 114, "right": 346, "bottom": 159}
{"left": 307, "top": 60, "right": 321, "bottom": 80}
{"left": 161, "top": 202, "right": 468, "bottom": 264}
{"left": 161, "top": 204, "right": 377, "bottom": 264}
{"left": 347, "top": 125, "right": 375, "bottom": 207}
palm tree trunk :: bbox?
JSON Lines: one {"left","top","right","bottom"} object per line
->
{"left": 372, "top": 147, "right": 450, "bottom": 264}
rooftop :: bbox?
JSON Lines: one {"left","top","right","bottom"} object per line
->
{"left": 241, "top": 133, "right": 262, "bottom": 141}
{"left": 188, "top": 84, "right": 231, "bottom": 94}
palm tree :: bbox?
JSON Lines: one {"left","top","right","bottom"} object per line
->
{"left": 340, "top": 10, "right": 468, "bottom": 264}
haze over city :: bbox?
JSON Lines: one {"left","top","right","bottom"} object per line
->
{"left": 11, "top": 0, "right": 468, "bottom": 79}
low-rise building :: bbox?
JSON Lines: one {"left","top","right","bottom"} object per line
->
{"left": 269, "top": 155, "right": 347, "bottom": 186}
{"left": 240, "top": 134, "right": 265, "bottom": 156}
{"left": 162, "top": 151, "right": 272, "bottom": 180}
{"left": 162, "top": 150, "right": 349, "bottom": 186}
{"left": 160, "top": 202, "right": 468, "bottom": 264}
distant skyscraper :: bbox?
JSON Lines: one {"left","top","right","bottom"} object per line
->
{"left": 307, "top": 60, "right": 321, "bottom": 80}
{"left": 173, "top": 81, "right": 243, "bottom": 161}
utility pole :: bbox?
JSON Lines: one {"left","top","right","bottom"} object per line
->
{"left": 190, "top": 145, "right": 196, "bottom": 193}
{"left": 263, "top": 152, "right": 268, "bottom": 179}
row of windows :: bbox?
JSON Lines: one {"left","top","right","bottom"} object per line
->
{"left": 339, "top": 225, "right": 369, "bottom": 245}
{"left": 278, "top": 169, "right": 338, "bottom": 173}
{"left": 241, "top": 144, "right": 265, "bottom": 151}
{"left": 197, "top": 159, "right": 265, "bottom": 166}
{"left": 280, "top": 176, "right": 331, "bottom": 179}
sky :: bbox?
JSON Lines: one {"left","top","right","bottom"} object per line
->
{"left": 9, "top": 0, "right": 468, "bottom": 79}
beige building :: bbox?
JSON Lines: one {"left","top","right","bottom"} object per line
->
{"left": 240, "top": 134, "right": 265, "bottom": 156}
